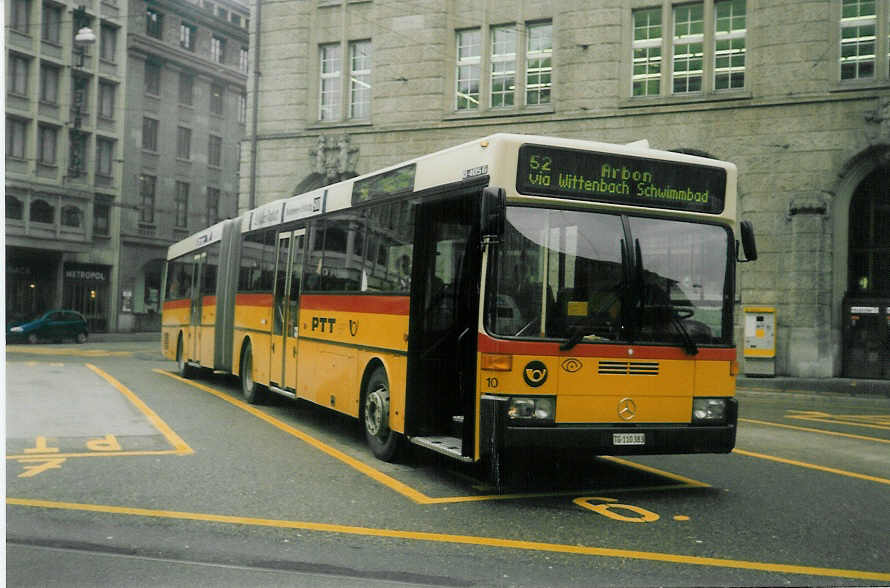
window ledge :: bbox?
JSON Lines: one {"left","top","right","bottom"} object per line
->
{"left": 307, "top": 120, "right": 374, "bottom": 130}
{"left": 619, "top": 90, "right": 752, "bottom": 109}
{"left": 830, "top": 79, "right": 890, "bottom": 93}
{"left": 443, "top": 105, "right": 555, "bottom": 121}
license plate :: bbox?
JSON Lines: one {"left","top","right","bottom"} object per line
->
{"left": 612, "top": 433, "right": 645, "bottom": 446}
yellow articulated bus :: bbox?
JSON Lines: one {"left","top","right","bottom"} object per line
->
{"left": 162, "top": 134, "right": 757, "bottom": 486}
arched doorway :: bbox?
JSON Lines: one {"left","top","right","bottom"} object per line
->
{"left": 842, "top": 164, "right": 890, "bottom": 379}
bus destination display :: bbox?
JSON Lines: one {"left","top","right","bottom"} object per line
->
{"left": 516, "top": 144, "right": 726, "bottom": 213}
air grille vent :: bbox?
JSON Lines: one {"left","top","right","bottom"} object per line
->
{"left": 598, "top": 360, "right": 659, "bottom": 375}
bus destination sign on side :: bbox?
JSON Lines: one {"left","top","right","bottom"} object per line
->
{"left": 516, "top": 144, "right": 726, "bottom": 214}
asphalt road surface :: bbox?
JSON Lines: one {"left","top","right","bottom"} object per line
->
{"left": 5, "top": 340, "right": 890, "bottom": 587}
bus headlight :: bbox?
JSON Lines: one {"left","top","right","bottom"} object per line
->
{"left": 692, "top": 398, "right": 727, "bottom": 424}
{"left": 508, "top": 396, "right": 555, "bottom": 424}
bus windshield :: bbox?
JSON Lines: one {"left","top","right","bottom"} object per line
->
{"left": 485, "top": 206, "right": 732, "bottom": 347}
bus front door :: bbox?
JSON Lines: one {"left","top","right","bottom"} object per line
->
{"left": 406, "top": 193, "right": 480, "bottom": 458}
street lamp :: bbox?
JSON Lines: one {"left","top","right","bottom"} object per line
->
{"left": 70, "top": 6, "right": 95, "bottom": 177}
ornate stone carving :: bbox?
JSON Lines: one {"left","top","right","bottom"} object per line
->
{"left": 864, "top": 97, "right": 890, "bottom": 143}
{"left": 308, "top": 134, "right": 359, "bottom": 182}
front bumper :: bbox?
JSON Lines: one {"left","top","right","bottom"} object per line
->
{"left": 481, "top": 395, "right": 738, "bottom": 457}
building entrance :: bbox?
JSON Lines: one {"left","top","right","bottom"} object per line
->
{"left": 844, "top": 167, "right": 890, "bottom": 379}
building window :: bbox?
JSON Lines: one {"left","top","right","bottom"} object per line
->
{"left": 490, "top": 26, "right": 516, "bottom": 108}
{"left": 96, "top": 137, "right": 113, "bottom": 176}
{"left": 40, "top": 63, "right": 60, "bottom": 104}
{"left": 11, "top": 0, "right": 30, "bottom": 34}
{"left": 179, "top": 72, "right": 194, "bottom": 105}
{"left": 841, "top": 0, "right": 876, "bottom": 79}
{"left": 630, "top": 1, "right": 746, "bottom": 97}
{"left": 69, "top": 132, "right": 87, "bottom": 175}
{"left": 208, "top": 135, "right": 222, "bottom": 167}
{"left": 210, "top": 84, "right": 224, "bottom": 115}
{"left": 211, "top": 36, "right": 226, "bottom": 63}
{"left": 239, "top": 91, "right": 248, "bottom": 123}
{"left": 207, "top": 187, "right": 220, "bottom": 226}
{"left": 526, "top": 22, "right": 552, "bottom": 106}
{"left": 146, "top": 8, "right": 163, "bottom": 39}
{"left": 349, "top": 40, "right": 372, "bottom": 119}
{"left": 217, "top": 6, "right": 228, "bottom": 20}
{"left": 180, "top": 23, "right": 197, "bottom": 51}
{"left": 140, "top": 175, "right": 156, "bottom": 224}
{"left": 9, "top": 53, "right": 30, "bottom": 96}
{"left": 99, "top": 82, "right": 115, "bottom": 119}
{"left": 456, "top": 29, "right": 481, "bottom": 110}
{"left": 100, "top": 25, "right": 117, "bottom": 62}
{"left": 632, "top": 7, "right": 663, "bottom": 96}
{"left": 714, "top": 0, "right": 746, "bottom": 89}
{"left": 94, "top": 199, "right": 110, "bottom": 235}
{"left": 43, "top": 3, "right": 61, "bottom": 43}
{"left": 145, "top": 61, "right": 161, "bottom": 95}
{"left": 177, "top": 126, "right": 192, "bottom": 159}
{"left": 142, "top": 117, "right": 158, "bottom": 151}
{"left": 232, "top": 13, "right": 241, "bottom": 26}
{"left": 672, "top": 3, "right": 704, "bottom": 94}
{"left": 849, "top": 167, "right": 890, "bottom": 295}
{"left": 31, "top": 199, "right": 55, "bottom": 224}
{"left": 38, "top": 124, "right": 57, "bottom": 165}
{"left": 7, "top": 196, "right": 24, "bottom": 220}
{"left": 175, "top": 181, "right": 189, "bottom": 228}
{"left": 71, "top": 73, "right": 90, "bottom": 118}
{"left": 6, "top": 118, "right": 27, "bottom": 159}
{"left": 240, "top": 46, "right": 249, "bottom": 74}
{"left": 62, "top": 205, "right": 82, "bottom": 228}
{"left": 319, "top": 43, "right": 341, "bottom": 121}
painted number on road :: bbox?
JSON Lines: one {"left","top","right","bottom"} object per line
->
{"left": 574, "top": 497, "right": 661, "bottom": 523}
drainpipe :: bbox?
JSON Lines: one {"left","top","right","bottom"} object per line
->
{"left": 248, "top": 0, "right": 262, "bottom": 211}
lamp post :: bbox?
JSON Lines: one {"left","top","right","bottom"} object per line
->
{"left": 70, "top": 6, "right": 95, "bottom": 177}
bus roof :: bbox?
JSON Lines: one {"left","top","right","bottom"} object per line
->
{"left": 168, "top": 134, "right": 738, "bottom": 258}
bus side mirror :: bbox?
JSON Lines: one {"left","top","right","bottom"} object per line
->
{"left": 481, "top": 187, "right": 506, "bottom": 240}
{"left": 738, "top": 220, "right": 758, "bottom": 262}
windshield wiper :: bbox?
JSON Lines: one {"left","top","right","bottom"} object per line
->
{"left": 560, "top": 328, "right": 586, "bottom": 351}
{"left": 672, "top": 313, "right": 699, "bottom": 355}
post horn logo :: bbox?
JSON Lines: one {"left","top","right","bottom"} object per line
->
{"left": 617, "top": 397, "right": 637, "bottom": 421}
{"left": 349, "top": 320, "right": 359, "bottom": 337}
{"left": 523, "top": 361, "right": 548, "bottom": 387}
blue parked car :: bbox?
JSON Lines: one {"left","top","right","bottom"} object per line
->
{"left": 7, "top": 310, "right": 89, "bottom": 344}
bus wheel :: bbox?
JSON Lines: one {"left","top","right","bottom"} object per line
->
{"left": 176, "top": 334, "right": 195, "bottom": 379}
{"left": 240, "top": 341, "right": 266, "bottom": 404}
{"left": 362, "top": 367, "right": 401, "bottom": 461}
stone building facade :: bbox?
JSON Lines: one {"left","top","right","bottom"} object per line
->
{"left": 242, "top": 0, "right": 890, "bottom": 379}
{"left": 4, "top": 0, "right": 249, "bottom": 332}
{"left": 119, "top": 0, "right": 249, "bottom": 331}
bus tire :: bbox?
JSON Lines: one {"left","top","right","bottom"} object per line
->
{"left": 240, "top": 341, "right": 266, "bottom": 404}
{"left": 176, "top": 334, "right": 195, "bottom": 379}
{"left": 362, "top": 366, "right": 401, "bottom": 462}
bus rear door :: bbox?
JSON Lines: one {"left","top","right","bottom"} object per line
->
{"left": 270, "top": 229, "right": 306, "bottom": 392}
{"left": 189, "top": 252, "right": 205, "bottom": 364}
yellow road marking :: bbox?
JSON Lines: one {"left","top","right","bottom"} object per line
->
{"left": 740, "top": 418, "right": 890, "bottom": 444}
{"left": 786, "top": 414, "right": 890, "bottom": 432}
{"left": 600, "top": 456, "right": 711, "bottom": 488}
{"left": 7, "top": 497, "right": 890, "bottom": 583}
{"left": 6, "top": 346, "right": 132, "bottom": 357}
{"left": 733, "top": 449, "right": 890, "bottom": 486}
{"left": 7, "top": 449, "right": 189, "bottom": 460}
{"left": 154, "top": 369, "right": 709, "bottom": 503}
{"left": 87, "top": 364, "right": 192, "bottom": 455}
